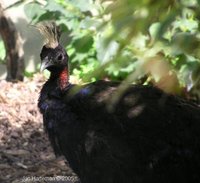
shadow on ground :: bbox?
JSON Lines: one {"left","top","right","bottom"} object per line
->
{"left": 0, "top": 74, "right": 78, "bottom": 183}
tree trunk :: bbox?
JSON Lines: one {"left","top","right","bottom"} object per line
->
{"left": 0, "top": 4, "right": 24, "bottom": 81}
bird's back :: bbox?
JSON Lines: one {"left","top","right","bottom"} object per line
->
{"left": 39, "top": 80, "right": 200, "bottom": 183}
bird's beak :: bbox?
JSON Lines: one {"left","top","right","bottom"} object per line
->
{"left": 40, "top": 57, "right": 53, "bottom": 72}
{"left": 40, "top": 62, "right": 49, "bottom": 72}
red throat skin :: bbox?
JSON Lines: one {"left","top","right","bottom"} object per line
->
{"left": 59, "top": 68, "right": 69, "bottom": 90}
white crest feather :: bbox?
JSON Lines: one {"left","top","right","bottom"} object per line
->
{"left": 36, "top": 21, "right": 60, "bottom": 48}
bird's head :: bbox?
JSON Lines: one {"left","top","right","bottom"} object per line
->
{"left": 36, "top": 22, "right": 69, "bottom": 73}
{"left": 36, "top": 22, "right": 69, "bottom": 89}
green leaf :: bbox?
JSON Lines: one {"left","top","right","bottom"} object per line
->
{"left": 24, "top": 3, "right": 45, "bottom": 20}
{"left": 0, "top": 41, "right": 6, "bottom": 63}
{"left": 45, "top": 0, "right": 68, "bottom": 14}
{"left": 96, "top": 39, "right": 119, "bottom": 63}
{"left": 68, "top": 0, "right": 93, "bottom": 12}
{"left": 149, "top": 22, "right": 161, "bottom": 41}
{"left": 73, "top": 35, "right": 94, "bottom": 53}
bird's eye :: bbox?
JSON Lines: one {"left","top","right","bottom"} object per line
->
{"left": 57, "top": 53, "right": 63, "bottom": 61}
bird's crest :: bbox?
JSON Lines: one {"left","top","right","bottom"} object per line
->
{"left": 35, "top": 21, "right": 60, "bottom": 49}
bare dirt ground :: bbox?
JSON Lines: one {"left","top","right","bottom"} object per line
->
{"left": 0, "top": 74, "right": 79, "bottom": 183}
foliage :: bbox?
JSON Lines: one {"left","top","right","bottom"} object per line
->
{"left": 9, "top": 0, "right": 200, "bottom": 97}
{"left": 0, "top": 40, "right": 6, "bottom": 64}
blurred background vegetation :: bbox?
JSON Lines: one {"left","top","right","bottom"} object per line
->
{"left": 1, "top": 0, "right": 200, "bottom": 101}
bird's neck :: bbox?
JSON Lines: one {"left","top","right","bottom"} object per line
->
{"left": 50, "top": 67, "right": 70, "bottom": 90}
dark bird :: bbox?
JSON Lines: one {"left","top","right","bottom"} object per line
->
{"left": 37, "top": 22, "right": 200, "bottom": 183}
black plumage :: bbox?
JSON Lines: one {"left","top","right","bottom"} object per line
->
{"left": 37, "top": 22, "right": 200, "bottom": 183}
